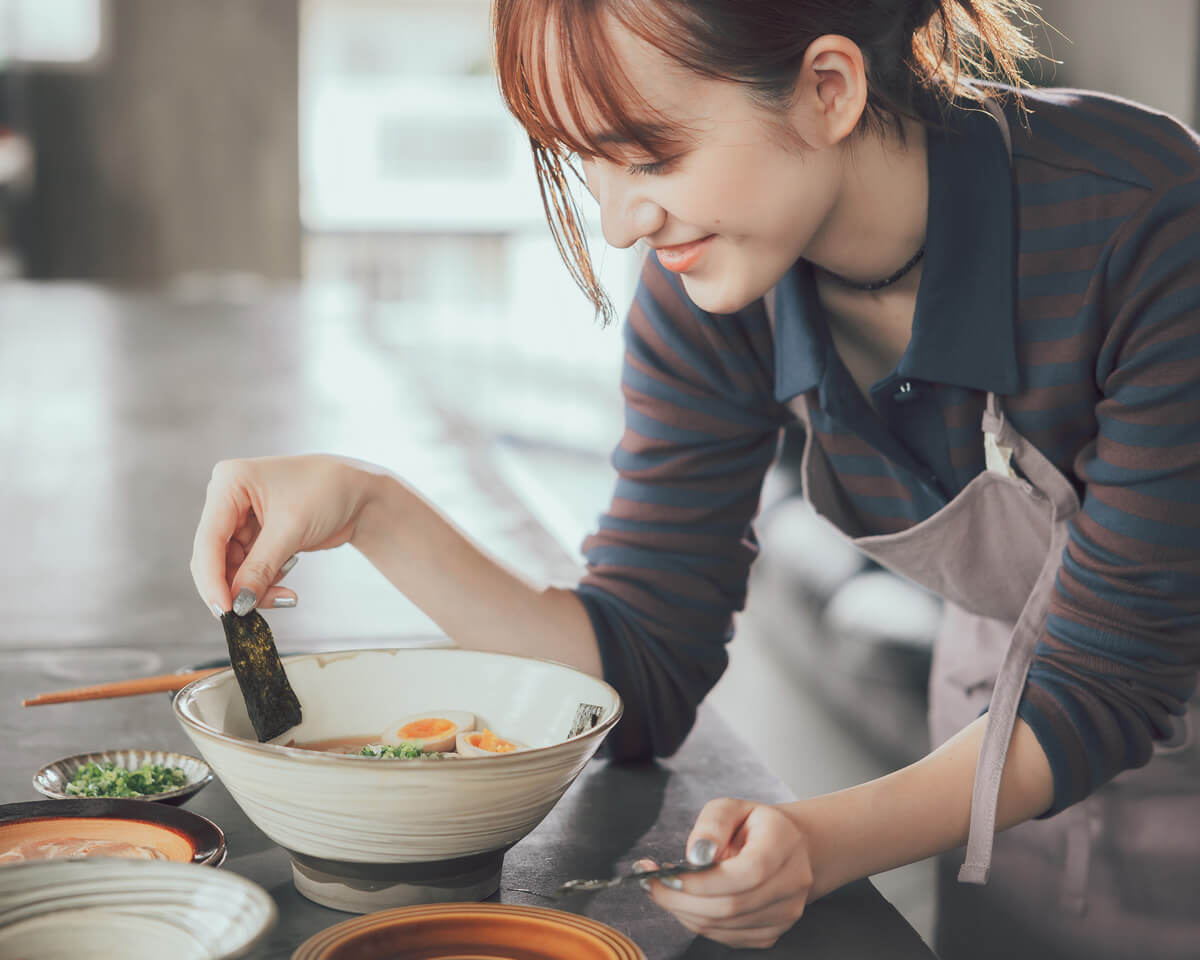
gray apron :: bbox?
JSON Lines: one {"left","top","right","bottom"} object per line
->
{"left": 783, "top": 387, "right": 1200, "bottom": 959}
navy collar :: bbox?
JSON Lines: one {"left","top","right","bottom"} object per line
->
{"left": 773, "top": 101, "right": 1019, "bottom": 406}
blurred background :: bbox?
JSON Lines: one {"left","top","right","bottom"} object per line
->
{"left": 2, "top": 0, "right": 1198, "bottom": 948}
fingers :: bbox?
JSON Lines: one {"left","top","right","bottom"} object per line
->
{"left": 679, "top": 797, "right": 755, "bottom": 888}
{"left": 191, "top": 467, "right": 251, "bottom": 615}
{"left": 231, "top": 525, "right": 302, "bottom": 616}
{"left": 640, "top": 802, "right": 813, "bottom": 949}
{"left": 193, "top": 465, "right": 304, "bottom": 618}
{"left": 649, "top": 866, "right": 809, "bottom": 948}
{"left": 259, "top": 585, "right": 298, "bottom": 609}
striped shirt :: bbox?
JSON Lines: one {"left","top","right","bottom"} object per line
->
{"left": 575, "top": 87, "right": 1200, "bottom": 816}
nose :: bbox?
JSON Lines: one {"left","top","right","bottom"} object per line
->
{"left": 585, "top": 163, "right": 666, "bottom": 249}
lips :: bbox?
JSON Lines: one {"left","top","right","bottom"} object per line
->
{"left": 654, "top": 235, "right": 714, "bottom": 274}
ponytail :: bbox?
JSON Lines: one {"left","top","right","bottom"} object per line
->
{"left": 901, "top": 0, "right": 1043, "bottom": 120}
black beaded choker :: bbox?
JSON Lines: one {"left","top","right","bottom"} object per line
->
{"left": 819, "top": 246, "right": 926, "bottom": 292}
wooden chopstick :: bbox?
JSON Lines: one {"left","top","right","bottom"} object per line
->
{"left": 22, "top": 667, "right": 227, "bottom": 707}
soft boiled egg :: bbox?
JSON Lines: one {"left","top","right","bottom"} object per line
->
{"left": 455, "top": 729, "right": 526, "bottom": 757}
{"left": 381, "top": 710, "right": 475, "bottom": 753}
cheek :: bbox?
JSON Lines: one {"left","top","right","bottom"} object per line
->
{"left": 699, "top": 158, "right": 827, "bottom": 244}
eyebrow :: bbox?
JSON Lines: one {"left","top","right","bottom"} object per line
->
{"left": 589, "top": 122, "right": 680, "bottom": 147}
{"left": 592, "top": 131, "right": 633, "bottom": 146}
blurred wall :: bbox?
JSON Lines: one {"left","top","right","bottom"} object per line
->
{"left": 17, "top": 0, "right": 299, "bottom": 285}
{"left": 1034, "top": 0, "right": 1200, "bottom": 124}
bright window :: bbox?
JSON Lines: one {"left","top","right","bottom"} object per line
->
{"left": 0, "top": 0, "right": 105, "bottom": 65}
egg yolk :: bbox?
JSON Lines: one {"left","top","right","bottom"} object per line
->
{"left": 467, "top": 730, "right": 517, "bottom": 753}
{"left": 397, "top": 717, "right": 456, "bottom": 740}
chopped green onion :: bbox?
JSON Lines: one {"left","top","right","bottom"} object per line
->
{"left": 65, "top": 760, "right": 187, "bottom": 798}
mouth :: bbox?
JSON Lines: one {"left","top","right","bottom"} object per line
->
{"left": 653, "top": 235, "right": 715, "bottom": 274}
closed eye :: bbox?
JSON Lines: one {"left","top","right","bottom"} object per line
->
{"left": 627, "top": 158, "right": 674, "bottom": 176}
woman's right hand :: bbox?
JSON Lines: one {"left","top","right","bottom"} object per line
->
{"left": 190, "top": 454, "right": 384, "bottom": 617}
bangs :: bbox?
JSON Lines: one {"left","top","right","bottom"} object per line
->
{"left": 494, "top": 0, "right": 703, "bottom": 326}
{"left": 495, "top": 0, "right": 693, "bottom": 164}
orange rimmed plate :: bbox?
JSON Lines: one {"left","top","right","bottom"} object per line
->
{"left": 291, "top": 902, "right": 646, "bottom": 960}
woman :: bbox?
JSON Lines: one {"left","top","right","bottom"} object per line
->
{"left": 190, "top": 1, "right": 1200, "bottom": 956}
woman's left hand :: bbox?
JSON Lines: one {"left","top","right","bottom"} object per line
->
{"left": 637, "top": 797, "right": 815, "bottom": 949}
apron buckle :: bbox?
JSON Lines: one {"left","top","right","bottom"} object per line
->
{"left": 984, "top": 430, "right": 1019, "bottom": 480}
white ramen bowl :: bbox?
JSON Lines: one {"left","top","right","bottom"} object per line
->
{"left": 0, "top": 859, "right": 275, "bottom": 960}
{"left": 173, "top": 648, "right": 622, "bottom": 913}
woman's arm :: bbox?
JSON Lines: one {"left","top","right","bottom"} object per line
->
{"left": 787, "top": 713, "right": 1053, "bottom": 899}
{"left": 189, "top": 452, "right": 602, "bottom": 673}
{"left": 640, "top": 712, "right": 1053, "bottom": 949}
{"left": 351, "top": 469, "right": 602, "bottom": 676}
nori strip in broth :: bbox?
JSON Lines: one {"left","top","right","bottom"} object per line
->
{"left": 220, "top": 610, "right": 302, "bottom": 741}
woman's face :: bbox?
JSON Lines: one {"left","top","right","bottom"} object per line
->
{"left": 550, "top": 18, "right": 849, "bottom": 315}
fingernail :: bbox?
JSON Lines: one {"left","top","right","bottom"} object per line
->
{"left": 233, "top": 588, "right": 257, "bottom": 616}
{"left": 661, "top": 875, "right": 683, "bottom": 891}
{"left": 209, "top": 602, "right": 225, "bottom": 619}
{"left": 631, "top": 862, "right": 651, "bottom": 875}
{"left": 638, "top": 879, "right": 651, "bottom": 893}
{"left": 688, "top": 838, "right": 717, "bottom": 866}
{"left": 280, "top": 554, "right": 298, "bottom": 576}
{"left": 271, "top": 596, "right": 297, "bottom": 609}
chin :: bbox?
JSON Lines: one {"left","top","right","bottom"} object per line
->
{"left": 679, "top": 273, "right": 760, "bottom": 316}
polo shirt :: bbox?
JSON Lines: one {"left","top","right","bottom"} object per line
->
{"left": 576, "top": 86, "right": 1200, "bottom": 816}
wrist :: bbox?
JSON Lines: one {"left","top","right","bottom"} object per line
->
{"left": 346, "top": 462, "right": 408, "bottom": 552}
{"left": 775, "top": 798, "right": 839, "bottom": 900}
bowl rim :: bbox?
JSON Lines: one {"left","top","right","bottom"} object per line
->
{"left": 31, "top": 748, "right": 215, "bottom": 803}
{"left": 0, "top": 797, "right": 227, "bottom": 866}
{"left": 0, "top": 856, "right": 276, "bottom": 957}
{"left": 291, "top": 901, "right": 646, "bottom": 960}
{"left": 172, "top": 647, "right": 623, "bottom": 765}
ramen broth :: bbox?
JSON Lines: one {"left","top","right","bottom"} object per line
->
{"left": 290, "top": 736, "right": 379, "bottom": 755}
{"left": 0, "top": 837, "right": 168, "bottom": 864}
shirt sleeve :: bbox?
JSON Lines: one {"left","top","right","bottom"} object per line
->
{"left": 1019, "top": 176, "right": 1200, "bottom": 814}
{"left": 575, "top": 255, "right": 787, "bottom": 760}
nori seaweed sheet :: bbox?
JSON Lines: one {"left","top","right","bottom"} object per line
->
{"left": 220, "top": 610, "right": 302, "bottom": 741}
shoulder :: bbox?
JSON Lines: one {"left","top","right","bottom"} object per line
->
{"left": 1003, "top": 86, "right": 1200, "bottom": 189}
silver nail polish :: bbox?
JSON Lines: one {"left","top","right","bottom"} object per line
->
{"left": 280, "top": 554, "right": 298, "bottom": 576}
{"left": 661, "top": 875, "right": 683, "bottom": 891}
{"left": 688, "top": 838, "right": 717, "bottom": 866}
{"left": 210, "top": 602, "right": 225, "bottom": 619}
{"left": 232, "top": 587, "right": 257, "bottom": 616}
{"left": 272, "top": 596, "right": 297, "bottom": 608}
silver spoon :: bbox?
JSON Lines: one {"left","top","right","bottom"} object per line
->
{"left": 557, "top": 860, "right": 715, "bottom": 896}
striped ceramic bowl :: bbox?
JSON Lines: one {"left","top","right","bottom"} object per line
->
{"left": 174, "top": 647, "right": 622, "bottom": 914}
{"left": 0, "top": 858, "right": 275, "bottom": 960}
{"left": 33, "top": 748, "right": 214, "bottom": 804}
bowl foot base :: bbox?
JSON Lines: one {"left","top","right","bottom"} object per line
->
{"left": 290, "top": 852, "right": 504, "bottom": 914}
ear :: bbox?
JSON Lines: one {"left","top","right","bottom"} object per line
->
{"left": 788, "top": 35, "right": 868, "bottom": 148}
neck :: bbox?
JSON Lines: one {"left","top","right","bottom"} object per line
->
{"left": 804, "top": 117, "right": 929, "bottom": 290}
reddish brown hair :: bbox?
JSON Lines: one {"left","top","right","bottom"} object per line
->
{"left": 493, "top": 0, "right": 1043, "bottom": 324}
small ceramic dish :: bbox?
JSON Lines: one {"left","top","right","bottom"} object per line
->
{"left": 0, "top": 798, "right": 226, "bottom": 866}
{"left": 33, "top": 748, "right": 214, "bottom": 805}
{"left": 291, "top": 902, "right": 645, "bottom": 960}
{"left": 0, "top": 858, "right": 275, "bottom": 960}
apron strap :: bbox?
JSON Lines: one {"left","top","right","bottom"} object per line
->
{"left": 957, "top": 518, "right": 1069, "bottom": 883}
{"left": 960, "top": 394, "right": 1081, "bottom": 883}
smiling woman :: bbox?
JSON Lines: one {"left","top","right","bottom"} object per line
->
{"left": 492, "top": 0, "right": 1039, "bottom": 322}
